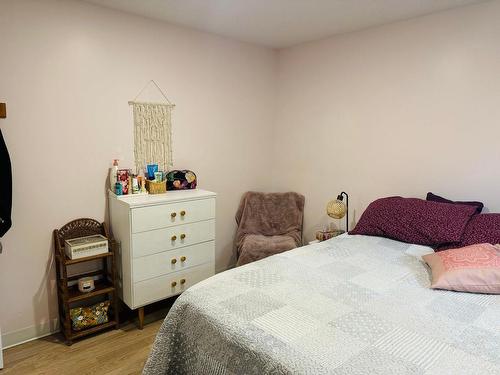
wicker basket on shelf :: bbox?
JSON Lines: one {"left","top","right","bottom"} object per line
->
{"left": 146, "top": 180, "right": 167, "bottom": 194}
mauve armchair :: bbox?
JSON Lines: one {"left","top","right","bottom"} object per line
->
{"left": 235, "top": 191, "right": 305, "bottom": 266}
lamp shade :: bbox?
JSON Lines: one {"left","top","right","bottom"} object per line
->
{"left": 327, "top": 199, "right": 346, "bottom": 219}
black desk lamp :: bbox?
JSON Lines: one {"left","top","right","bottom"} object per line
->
{"left": 326, "top": 192, "right": 349, "bottom": 232}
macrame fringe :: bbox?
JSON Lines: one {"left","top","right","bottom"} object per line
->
{"left": 132, "top": 102, "right": 173, "bottom": 172}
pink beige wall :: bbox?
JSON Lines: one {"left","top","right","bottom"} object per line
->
{"left": 273, "top": 0, "right": 500, "bottom": 242}
{"left": 0, "top": 0, "right": 277, "bottom": 346}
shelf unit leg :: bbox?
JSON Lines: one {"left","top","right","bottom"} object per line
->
{"left": 138, "top": 307, "right": 144, "bottom": 330}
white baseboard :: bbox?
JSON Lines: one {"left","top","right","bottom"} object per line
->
{"left": 2, "top": 319, "right": 59, "bottom": 349}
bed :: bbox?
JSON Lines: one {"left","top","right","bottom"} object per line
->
{"left": 143, "top": 234, "right": 500, "bottom": 374}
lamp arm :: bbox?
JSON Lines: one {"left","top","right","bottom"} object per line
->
{"left": 340, "top": 192, "right": 349, "bottom": 232}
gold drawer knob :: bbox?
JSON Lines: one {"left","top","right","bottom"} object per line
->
{"left": 180, "top": 233, "right": 186, "bottom": 240}
{"left": 171, "top": 235, "right": 177, "bottom": 241}
{"left": 171, "top": 258, "right": 177, "bottom": 264}
{"left": 180, "top": 256, "right": 186, "bottom": 262}
{"left": 171, "top": 212, "right": 177, "bottom": 218}
{"left": 171, "top": 281, "right": 177, "bottom": 287}
{"left": 180, "top": 278, "right": 186, "bottom": 285}
{"left": 180, "top": 210, "right": 186, "bottom": 216}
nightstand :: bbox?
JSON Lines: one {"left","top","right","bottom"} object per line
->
{"left": 53, "top": 219, "right": 120, "bottom": 345}
{"left": 315, "top": 229, "right": 345, "bottom": 242}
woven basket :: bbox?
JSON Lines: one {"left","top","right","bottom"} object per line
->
{"left": 146, "top": 180, "right": 167, "bottom": 194}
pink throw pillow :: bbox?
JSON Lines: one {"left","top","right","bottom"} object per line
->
{"left": 423, "top": 243, "right": 500, "bottom": 294}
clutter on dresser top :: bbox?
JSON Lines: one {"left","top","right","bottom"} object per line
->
{"left": 109, "top": 160, "right": 197, "bottom": 196}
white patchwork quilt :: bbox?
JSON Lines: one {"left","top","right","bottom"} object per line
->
{"left": 144, "top": 234, "right": 500, "bottom": 375}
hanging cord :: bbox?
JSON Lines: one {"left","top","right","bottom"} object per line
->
{"left": 129, "top": 80, "right": 175, "bottom": 106}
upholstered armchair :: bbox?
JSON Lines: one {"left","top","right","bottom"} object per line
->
{"left": 235, "top": 191, "right": 305, "bottom": 266}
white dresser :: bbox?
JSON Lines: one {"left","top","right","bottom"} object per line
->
{"left": 109, "top": 189, "right": 216, "bottom": 328}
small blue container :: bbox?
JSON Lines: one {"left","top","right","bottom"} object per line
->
{"left": 115, "top": 182, "right": 123, "bottom": 195}
{"left": 147, "top": 164, "right": 158, "bottom": 180}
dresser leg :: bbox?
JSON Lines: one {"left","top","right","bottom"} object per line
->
{"left": 138, "top": 307, "right": 144, "bottom": 330}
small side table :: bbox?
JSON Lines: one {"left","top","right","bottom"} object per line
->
{"left": 53, "top": 219, "right": 119, "bottom": 345}
{"left": 315, "top": 229, "right": 345, "bottom": 242}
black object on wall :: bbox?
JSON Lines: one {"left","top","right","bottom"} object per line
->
{"left": 0, "top": 129, "right": 12, "bottom": 237}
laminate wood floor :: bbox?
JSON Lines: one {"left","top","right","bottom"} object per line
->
{"left": 2, "top": 319, "right": 163, "bottom": 375}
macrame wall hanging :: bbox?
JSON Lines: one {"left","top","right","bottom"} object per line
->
{"left": 128, "top": 80, "right": 175, "bottom": 173}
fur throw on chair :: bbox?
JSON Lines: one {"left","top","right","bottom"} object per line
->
{"left": 235, "top": 191, "right": 305, "bottom": 266}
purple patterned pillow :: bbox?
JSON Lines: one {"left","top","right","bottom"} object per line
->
{"left": 349, "top": 197, "right": 476, "bottom": 246}
{"left": 426, "top": 192, "right": 484, "bottom": 214}
{"left": 460, "top": 214, "right": 500, "bottom": 247}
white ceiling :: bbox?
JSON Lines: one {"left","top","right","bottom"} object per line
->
{"left": 84, "top": 0, "right": 488, "bottom": 48}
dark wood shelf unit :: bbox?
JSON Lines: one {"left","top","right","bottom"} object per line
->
{"left": 70, "top": 320, "right": 118, "bottom": 339}
{"left": 64, "top": 252, "right": 114, "bottom": 265}
{"left": 67, "top": 280, "right": 115, "bottom": 303}
{"left": 63, "top": 320, "right": 119, "bottom": 340}
{"left": 67, "top": 269, "right": 106, "bottom": 282}
{"left": 54, "top": 218, "right": 120, "bottom": 345}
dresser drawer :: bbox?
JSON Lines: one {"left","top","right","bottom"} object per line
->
{"left": 132, "top": 220, "right": 215, "bottom": 258}
{"left": 131, "top": 198, "right": 215, "bottom": 233}
{"left": 133, "top": 262, "right": 215, "bottom": 307}
{"left": 133, "top": 241, "right": 215, "bottom": 282}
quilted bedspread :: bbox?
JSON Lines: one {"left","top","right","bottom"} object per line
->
{"left": 144, "top": 234, "right": 500, "bottom": 375}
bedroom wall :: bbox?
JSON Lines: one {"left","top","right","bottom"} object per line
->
{"left": 2, "top": 0, "right": 499, "bottom": 349}
{"left": 272, "top": 0, "right": 500, "bottom": 242}
{"left": 0, "top": 0, "right": 277, "bottom": 346}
